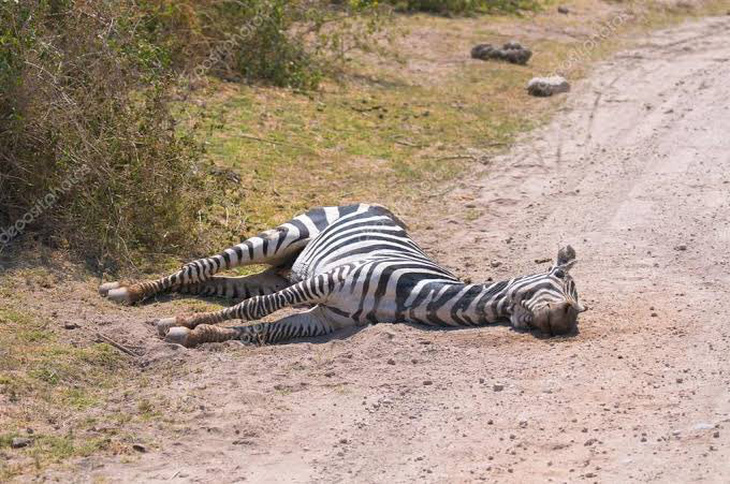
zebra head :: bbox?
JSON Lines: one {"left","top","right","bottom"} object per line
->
{"left": 510, "top": 245, "right": 585, "bottom": 336}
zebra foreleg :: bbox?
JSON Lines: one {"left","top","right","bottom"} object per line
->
{"left": 164, "top": 307, "right": 339, "bottom": 347}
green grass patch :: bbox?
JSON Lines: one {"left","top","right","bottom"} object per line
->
{"left": 0, "top": 304, "right": 136, "bottom": 480}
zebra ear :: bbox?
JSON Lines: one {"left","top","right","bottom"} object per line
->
{"left": 556, "top": 245, "right": 577, "bottom": 272}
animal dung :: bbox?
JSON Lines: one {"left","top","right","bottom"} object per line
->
{"left": 471, "top": 42, "right": 532, "bottom": 65}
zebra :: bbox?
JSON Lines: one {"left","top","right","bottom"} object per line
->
{"left": 99, "top": 203, "right": 585, "bottom": 347}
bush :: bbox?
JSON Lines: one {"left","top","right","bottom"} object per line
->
{"left": 386, "top": 0, "right": 543, "bottom": 15}
{"left": 0, "top": 1, "right": 218, "bottom": 269}
{"left": 132, "top": 0, "right": 390, "bottom": 89}
{"left": 0, "top": 0, "right": 389, "bottom": 269}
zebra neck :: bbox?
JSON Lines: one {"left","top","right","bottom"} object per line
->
{"left": 465, "top": 280, "right": 514, "bottom": 324}
{"left": 414, "top": 280, "right": 513, "bottom": 326}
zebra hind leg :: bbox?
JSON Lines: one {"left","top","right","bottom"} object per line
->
{"left": 164, "top": 307, "right": 338, "bottom": 347}
{"left": 99, "top": 224, "right": 308, "bottom": 305}
{"left": 154, "top": 270, "right": 338, "bottom": 339}
{"left": 179, "top": 269, "right": 292, "bottom": 299}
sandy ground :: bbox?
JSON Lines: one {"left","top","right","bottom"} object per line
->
{"left": 20, "top": 14, "right": 730, "bottom": 483}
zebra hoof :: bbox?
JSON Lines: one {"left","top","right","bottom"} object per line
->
{"left": 165, "top": 327, "right": 191, "bottom": 347}
{"left": 99, "top": 282, "right": 121, "bottom": 296}
{"left": 156, "top": 318, "right": 178, "bottom": 337}
{"left": 107, "top": 287, "right": 132, "bottom": 304}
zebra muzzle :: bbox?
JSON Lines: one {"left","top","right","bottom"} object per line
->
{"left": 532, "top": 302, "right": 580, "bottom": 336}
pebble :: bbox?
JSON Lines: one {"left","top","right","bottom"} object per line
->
{"left": 132, "top": 443, "right": 147, "bottom": 453}
{"left": 674, "top": 244, "right": 688, "bottom": 251}
{"left": 694, "top": 423, "right": 714, "bottom": 431}
{"left": 11, "top": 437, "right": 32, "bottom": 449}
{"left": 387, "top": 358, "right": 396, "bottom": 365}
{"left": 493, "top": 384, "right": 504, "bottom": 392}
{"left": 423, "top": 380, "right": 433, "bottom": 386}
{"left": 527, "top": 76, "right": 570, "bottom": 97}
{"left": 64, "top": 322, "right": 79, "bottom": 330}
{"left": 558, "top": 5, "right": 569, "bottom": 14}
{"left": 490, "top": 261, "right": 502, "bottom": 268}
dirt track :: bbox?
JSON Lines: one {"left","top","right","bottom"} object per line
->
{"left": 44, "top": 15, "right": 730, "bottom": 483}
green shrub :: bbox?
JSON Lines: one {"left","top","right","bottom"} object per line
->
{"left": 0, "top": 0, "right": 389, "bottom": 269}
{"left": 131, "top": 0, "right": 390, "bottom": 89}
{"left": 0, "top": 1, "right": 220, "bottom": 269}
{"left": 386, "top": 0, "right": 543, "bottom": 15}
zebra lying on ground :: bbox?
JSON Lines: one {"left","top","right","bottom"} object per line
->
{"left": 100, "top": 204, "right": 585, "bottom": 347}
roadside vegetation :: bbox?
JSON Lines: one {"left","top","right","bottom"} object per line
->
{"left": 386, "top": 0, "right": 543, "bottom": 14}
{"left": 0, "top": 0, "right": 389, "bottom": 270}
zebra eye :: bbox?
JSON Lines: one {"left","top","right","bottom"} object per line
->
{"left": 553, "top": 268, "right": 565, "bottom": 279}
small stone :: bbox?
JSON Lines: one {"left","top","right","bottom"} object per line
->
{"left": 584, "top": 438, "right": 598, "bottom": 446}
{"left": 674, "top": 244, "right": 688, "bottom": 251}
{"left": 479, "top": 378, "right": 485, "bottom": 384}
{"left": 423, "top": 380, "right": 433, "bottom": 386}
{"left": 339, "top": 438, "right": 349, "bottom": 444}
{"left": 387, "top": 358, "right": 396, "bottom": 365}
{"left": 493, "top": 384, "right": 504, "bottom": 392}
{"left": 558, "top": 5, "right": 569, "bottom": 14}
{"left": 651, "top": 312, "right": 658, "bottom": 317}
{"left": 64, "top": 322, "right": 79, "bottom": 330}
{"left": 694, "top": 423, "right": 714, "bottom": 431}
{"left": 713, "top": 431, "right": 720, "bottom": 438}
{"left": 676, "top": 378, "right": 683, "bottom": 383}
{"left": 132, "top": 443, "right": 147, "bottom": 453}
{"left": 11, "top": 437, "right": 32, "bottom": 449}
{"left": 490, "top": 260, "right": 502, "bottom": 268}
{"left": 527, "top": 76, "right": 571, "bottom": 97}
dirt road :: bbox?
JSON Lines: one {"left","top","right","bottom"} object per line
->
{"left": 44, "top": 15, "right": 730, "bottom": 483}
